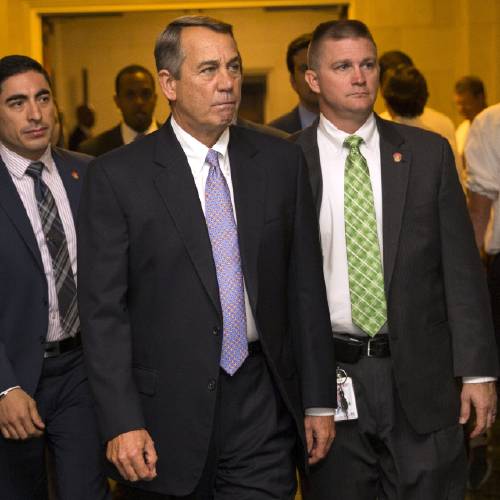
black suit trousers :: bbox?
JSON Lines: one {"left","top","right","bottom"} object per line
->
{"left": 302, "top": 357, "right": 466, "bottom": 500}
{"left": 0, "top": 348, "right": 110, "bottom": 500}
{"left": 114, "top": 351, "right": 297, "bottom": 500}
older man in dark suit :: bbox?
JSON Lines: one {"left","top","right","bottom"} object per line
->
{"left": 78, "top": 15, "right": 336, "bottom": 499}
{"left": 0, "top": 55, "right": 109, "bottom": 500}
{"left": 292, "top": 20, "right": 499, "bottom": 500}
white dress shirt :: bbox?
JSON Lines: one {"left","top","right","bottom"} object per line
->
{"left": 170, "top": 117, "right": 258, "bottom": 342}
{"left": 466, "top": 103, "right": 500, "bottom": 255}
{"left": 0, "top": 143, "right": 77, "bottom": 344}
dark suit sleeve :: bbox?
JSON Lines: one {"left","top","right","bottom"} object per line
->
{"left": 289, "top": 151, "right": 336, "bottom": 409}
{"left": 77, "top": 160, "right": 145, "bottom": 441}
{"left": 438, "top": 140, "right": 499, "bottom": 376}
{"left": 0, "top": 345, "right": 18, "bottom": 393}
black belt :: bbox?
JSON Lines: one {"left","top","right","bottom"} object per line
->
{"left": 248, "top": 341, "right": 262, "bottom": 356}
{"left": 43, "top": 332, "right": 82, "bottom": 358}
{"left": 334, "top": 334, "right": 390, "bottom": 363}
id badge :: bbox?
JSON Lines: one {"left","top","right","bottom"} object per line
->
{"left": 335, "top": 368, "right": 358, "bottom": 421}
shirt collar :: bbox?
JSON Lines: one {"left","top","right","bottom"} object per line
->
{"left": 319, "top": 112, "right": 377, "bottom": 152}
{"left": 0, "top": 142, "right": 53, "bottom": 179}
{"left": 298, "top": 103, "right": 319, "bottom": 129}
{"left": 121, "top": 119, "right": 158, "bottom": 145}
{"left": 170, "top": 116, "right": 230, "bottom": 177}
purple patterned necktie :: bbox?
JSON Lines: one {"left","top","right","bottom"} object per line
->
{"left": 205, "top": 149, "right": 248, "bottom": 375}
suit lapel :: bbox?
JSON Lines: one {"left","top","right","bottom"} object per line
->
{"left": 228, "top": 126, "right": 266, "bottom": 312}
{"left": 0, "top": 158, "right": 44, "bottom": 271}
{"left": 152, "top": 123, "right": 222, "bottom": 319}
{"left": 52, "top": 148, "right": 80, "bottom": 220}
{"left": 295, "top": 122, "right": 323, "bottom": 216}
{"left": 376, "top": 116, "right": 411, "bottom": 292}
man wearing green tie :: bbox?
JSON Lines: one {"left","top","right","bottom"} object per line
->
{"left": 293, "top": 19, "right": 498, "bottom": 500}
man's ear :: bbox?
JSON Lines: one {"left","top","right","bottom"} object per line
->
{"left": 158, "top": 69, "right": 177, "bottom": 102}
{"left": 305, "top": 69, "right": 320, "bottom": 95}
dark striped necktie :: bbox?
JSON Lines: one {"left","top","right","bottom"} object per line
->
{"left": 25, "top": 161, "right": 79, "bottom": 340}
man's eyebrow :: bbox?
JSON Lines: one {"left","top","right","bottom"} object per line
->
{"left": 36, "top": 89, "right": 51, "bottom": 98}
{"left": 5, "top": 93, "right": 28, "bottom": 104}
{"left": 197, "top": 59, "right": 220, "bottom": 69}
{"left": 5, "top": 88, "right": 50, "bottom": 104}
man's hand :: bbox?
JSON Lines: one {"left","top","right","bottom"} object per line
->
{"left": 304, "top": 415, "right": 335, "bottom": 465}
{"left": 0, "top": 388, "right": 45, "bottom": 440}
{"left": 107, "top": 429, "right": 158, "bottom": 482}
{"left": 459, "top": 381, "right": 497, "bottom": 438}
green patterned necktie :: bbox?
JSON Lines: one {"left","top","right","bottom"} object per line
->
{"left": 343, "top": 135, "right": 387, "bottom": 337}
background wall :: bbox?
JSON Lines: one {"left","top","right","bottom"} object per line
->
{"left": 0, "top": 0, "right": 500, "bottom": 138}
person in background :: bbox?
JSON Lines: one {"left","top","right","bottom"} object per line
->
{"left": 78, "top": 65, "right": 158, "bottom": 156}
{"left": 293, "top": 19, "right": 498, "bottom": 500}
{"left": 268, "top": 33, "right": 319, "bottom": 133}
{"left": 68, "top": 104, "right": 96, "bottom": 151}
{"left": 378, "top": 49, "right": 459, "bottom": 165}
{"left": 0, "top": 54, "right": 109, "bottom": 500}
{"left": 381, "top": 64, "right": 463, "bottom": 185}
{"left": 465, "top": 101, "right": 500, "bottom": 491}
{"left": 454, "top": 76, "right": 487, "bottom": 173}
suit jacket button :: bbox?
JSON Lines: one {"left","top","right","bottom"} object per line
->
{"left": 212, "top": 327, "right": 220, "bottom": 336}
{"left": 208, "top": 379, "right": 216, "bottom": 391}
{"left": 42, "top": 298, "right": 48, "bottom": 306}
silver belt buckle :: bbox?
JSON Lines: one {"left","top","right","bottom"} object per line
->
{"left": 367, "top": 339, "right": 374, "bottom": 357}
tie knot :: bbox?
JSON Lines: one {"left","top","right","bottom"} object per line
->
{"left": 26, "top": 161, "right": 45, "bottom": 180}
{"left": 205, "top": 149, "right": 220, "bottom": 169}
{"left": 344, "top": 135, "right": 363, "bottom": 151}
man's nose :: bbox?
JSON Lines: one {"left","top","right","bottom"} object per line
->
{"left": 27, "top": 100, "right": 42, "bottom": 121}
{"left": 218, "top": 68, "right": 236, "bottom": 91}
{"left": 352, "top": 66, "right": 367, "bottom": 85}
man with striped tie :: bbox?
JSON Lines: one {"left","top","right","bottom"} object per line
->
{"left": 78, "top": 15, "right": 336, "bottom": 500}
{"left": 293, "top": 19, "right": 499, "bottom": 500}
{"left": 0, "top": 55, "right": 110, "bottom": 499}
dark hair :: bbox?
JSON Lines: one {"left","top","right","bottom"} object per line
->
{"left": 154, "top": 15, "right": 234, "bottom": 78}
{"left": 115, "top": 65, "right": 155, "bottom": 95}
{"left": 378, "top": 50, "right": 413, "bottom": 84}
{"left": 382, "top": 65, "right": 428, "bottom": 118}
{"left": 308, "top": 20, "right": 376, "bottom": 71}
{"left": 454, "top": 75, "right": 485, "bottom": 98}
{"left": 286, "top": 33, "right": 312, "bottom": 74}
{"left": 0, "top": 55, "right": 52, "bottom": 91}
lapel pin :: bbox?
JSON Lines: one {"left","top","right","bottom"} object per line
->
{"left": 393, "top": 152, "right": 402, "bottom": 163}
{"left": 71, "top": 169, "right": 80, "bottom": 180}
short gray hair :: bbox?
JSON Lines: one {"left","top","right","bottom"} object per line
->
{"left": 154, "top": 15, "right": 234, "bottom": 78}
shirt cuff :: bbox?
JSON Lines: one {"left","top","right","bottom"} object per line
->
{"left": 305, "top": 407, "right": 335, "bottom": 416}
{"left": 462, "top": 377, "right": 497, "bottom": 384}
{"left": 0, "top": 386, "right": 21, "bottom": 399}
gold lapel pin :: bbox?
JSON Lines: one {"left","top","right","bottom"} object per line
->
{"left": 71, "top": 169, "right": 80, "bottom": 180}
{"left": 393, "top": 152, "right": 402, "bottom": 163}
